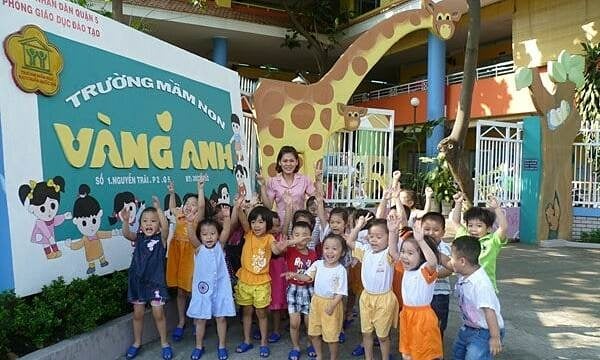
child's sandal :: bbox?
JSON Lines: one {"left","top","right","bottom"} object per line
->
{"left": 217, "top": 347, "right": 228, "bottom": 360}
{"left": 268, "top": 332, "right": 281, "bottom": 343}
{"left": 235, "top": 342, "right": 253, "bottom": 353}
{"left": 338, "top": 331, "right": 346, "bottom": 343}
{"left": 351, "top": 344, "right": 365, "bottom": 356}
{"left": 125, "top": 345, "right": 140, "bottom": 359}
{"left": 259, "top": 345, "right": 270, "bottom": 358}
{"left": 161, "top": 345, "right": 173, "bottom": 360}
{"left": 307, "top": 345, "right": 317, "bottom": 358}
{"left": 171, "top": 326, "right": 184, "bottom": 342}
{"left": 288, "top": 348, "right": 301, "bottom": 360}
{"left": 190, "top": 347, "right": 204, "bottom": 360}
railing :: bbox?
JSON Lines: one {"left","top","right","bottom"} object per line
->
{"left": 239, "top": 75, "right": 257, "bottom": 96}
{"left": 572, "top": 124, "right": 600, "bottom": 208}
{"left": 350, "top": 60, "right": 515, "bottom": 103}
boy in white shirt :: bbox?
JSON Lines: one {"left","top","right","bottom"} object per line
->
{"left": 451, "top": 236, "right": 505, "bottom": 360}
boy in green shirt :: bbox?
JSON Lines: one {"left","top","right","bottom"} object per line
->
{"left": 450, "top": 193, "right": 507, "bottom": 291}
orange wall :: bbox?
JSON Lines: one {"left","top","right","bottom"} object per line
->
{"left": 357, "top": 72, "right": 538, "bottom": 126}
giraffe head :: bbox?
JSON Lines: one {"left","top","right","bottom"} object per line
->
{"left": 337, "top": 103, "right": 367, "bottom": 131}
{"left": 423, "top": 0, "right": 468, "bottom": 40}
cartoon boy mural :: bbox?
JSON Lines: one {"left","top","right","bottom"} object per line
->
{"left": 108, "top": 191, "right": 145, "bottom": 234}
{"left": 18, "top": 176, "right": 71, "bottom": 259}
{"left": 234, "top": 163, "right": 248, "bottom": 198}
{"left": 216, "top": 183, "right": 230, "bottom": 205}
{"left": 67, "top": 184, "right": 114, "bottom": 274}
{"left": 230, "top": 114, "right": 246, "bottom": 162}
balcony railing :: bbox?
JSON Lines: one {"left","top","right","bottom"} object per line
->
{"left": 350, "top": 60, "right": 515, "bottom": 104}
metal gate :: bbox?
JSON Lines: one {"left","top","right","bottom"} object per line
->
{"left": 323, "top": 109, "right": 394, "bottom": 207}
{"left": 473, "top": 120, "right": 523, "bottom": 207}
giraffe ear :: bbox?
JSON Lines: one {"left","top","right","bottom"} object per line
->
{"left": 423, "top": 0, "right": 435, "bottom": 14}
{"left": 337, "top": 102, "right": 345, "bottom": 115}
{"left": 358, "top": 107, "right": 368, "bottom": 117}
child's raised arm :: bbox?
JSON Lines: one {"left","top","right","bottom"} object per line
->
{"left": 219, "top": 210, "right": 232, "bottom": 246}
{"left": 413, "top": 226, "right": 437, "bottom": 269}
{"left": 413, "top": 187, "right": 434, "bottom": 219}
{"left": 450, "top": 192, "right": 464, "bottom": 228}
{"left": 236, "top": 196, "right": 250, "bottom": 232}
{"left": 387, "top": 213, "right": 401, "bottom": 261}
{"left": 347, "top": 214, "right": 372, "bottom": 250}
{"left": 187, "top": 219, "right": 201, "bottom": 248}
{"left": 487, "top": 195, "right": 507, "bottom": 240}
{"left": 153, "top": 196, "right": 169, "bottom": 245}
{"left": 168, "top": 181, "right": 177, "bottom": 213}
{"left": 196, "top": 177, "right": 206, "bottom": 223}
{"left": 376, "top": 187, "right": 393, "bottom": 219}
{"left": 314, "top": 184, "right": 329, "bottom": 229}
{"left": 391, "top": 187, "right": 409, "bottom": 228}
{"left": 257, "top": 170, "right": 274, "bottom": 210}
{"left": 121, "top": 207, "right": 136, "bottom": 242}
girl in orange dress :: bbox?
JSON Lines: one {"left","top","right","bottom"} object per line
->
{"left": 395, "top": 226, "right": 442, "bottom": 360}
{"left": 165, "top": 179, "right": 205, "bottom": 342}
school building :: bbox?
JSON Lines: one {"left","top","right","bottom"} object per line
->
{"left": 110, "top": 0, "right": 600, "bottom": 239}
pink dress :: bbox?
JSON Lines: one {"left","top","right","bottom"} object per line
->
{"left": 266, "top": 173, "right": 315, "bottom": 222}
{"left": 269, "top": 233, "right": 288, "bottom": 310}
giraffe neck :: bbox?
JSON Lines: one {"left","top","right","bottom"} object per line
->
{"left": 320, "top": 8, "right": 432, "bottom": 104}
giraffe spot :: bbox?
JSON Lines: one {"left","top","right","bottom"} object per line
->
{"left": 287, "top": 83, "right": 309, "bottom": 100}
{"left": 409, "top": 13, "right": 422, "bottom": 26}
{"left": 313, "top": 84, "right": 334, "bottom": 105}
{"left": 291, "top": 103, "right": 316, "bottom": 130}
{"left": 352, "top": 57, "right": 368, "bottom": 76}
{"left": 269, "top": 118, "right": 285, "bottom": 138}
{"left": 262, "top": 90, "right": 285, "bottom": 115}
{"left": 320, "top": 108, "right": 332, "bottom": 130}
{"left": 263, "top": 145, "right": 274, "bottom": 157}
{"left": 382, "top": 22, "right": 395, "bottom": 39}
{"left": 329, "top": 57, "right": 349, "bottom": 81}
{"left": 268, "top": 163, "right": 277, "bottom": 177}
{"left": 308, "top": 134, "right": 323, "bottom": 150}
{"left": 355, "top": 32, "right": 377, "bottom": 51}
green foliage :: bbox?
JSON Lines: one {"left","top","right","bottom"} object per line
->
{"left": 580, "top": 228, "right": 600, "bottom": 243}
{"left": 0, "top": 272, "right": 129, "bottom": 359}
{"left": 420, "top": 154, "right": 458, "bottom": 203}
{"left": 576, "top": 42, "right": 600, "bottom": 127}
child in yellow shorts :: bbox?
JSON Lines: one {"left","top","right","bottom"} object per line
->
{"left": 286, "top": 234, "right": 348, "bottom": 360}
{"left": 234, "top": 202, "right": 286, "bottom": 358}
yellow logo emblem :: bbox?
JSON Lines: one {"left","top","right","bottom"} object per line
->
{"left": 4, "top": 25, "right": 63, "bottom": 96}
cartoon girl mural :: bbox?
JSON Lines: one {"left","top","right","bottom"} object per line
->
{"left": 68, "top": 184, "right": 113, "bottom": 274}
{"left": 18, "top": 176, "right": 71, "bottom": 259}
{"left": 108, "top": 191, "right": 145, "bottom": 234}
{"left": 230, "top": 114, "right": 246, "bottom": 162}
{"left": 234, "top": 163, "right": 248, "bottom": 198}
{"left": 216, "top": 183, "right": 230, "bottom": 205}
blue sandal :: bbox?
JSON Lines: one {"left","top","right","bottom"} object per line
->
{"left": 171, "top": 326, "right": 184, "bottom": 342}
{"left": 351, "top": 344, "right": 365, "bottom": 356}
{"left": 343, "top": 318, "right": 354, "bottom": 329}
{"left": 190, "top": 347, "right": 204, "bottom": 360}
{"left": 307, "top": 345, "right": 316, "bottom": 358}
{"left": 125, "top": 345, "right": 140, "bottom": 359}
{"left": 217, "top": 347, "right": 228, "bottom": 360}
{"left": 236, "top": 342, "right": 253, "bottom": 353}
{"left": 252, "top": 327, "right": 262, "bottom": 340}
{"left": 268, "top": 332, "right": 281, "bottom": 343}
{"left": 161, "top": 345, "right": 173, "bottom": 360}
{"left": 338, "top": 331, "right": 346, "bottom": 343}
{"left": 260, "top": 345, "right": 270, "bottom": 358}
{"left": 288, "top": 348, "right": 301, "bottom": 360}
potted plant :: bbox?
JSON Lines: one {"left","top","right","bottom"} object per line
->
{"left": 420, "top": 153, "right": 458, "bottom": 215}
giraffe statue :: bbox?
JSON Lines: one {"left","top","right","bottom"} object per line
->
{"left": 254, "top": 0, "right": 468, "bottom": 179}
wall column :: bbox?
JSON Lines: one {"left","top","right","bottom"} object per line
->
{"left": 426, "top": 33, "right": 446, "bottom": 157}
{"left": 212, "top": 36, "right": 228, "bottom": 67}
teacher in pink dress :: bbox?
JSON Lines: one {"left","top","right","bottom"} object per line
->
{"left": 258, "top": 146, "right": 315, "bottom": 221}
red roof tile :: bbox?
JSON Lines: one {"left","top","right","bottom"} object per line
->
{"left": 124, "top": 0, "right": 291, "bottom": 28}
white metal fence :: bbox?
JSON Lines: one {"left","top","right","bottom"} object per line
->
{"left": 323, "top": 124, "right": 394, "bottom": 207}
{"left": 572, "top": 124, "right": 600, "bottom": 207}
{"left": 350, "top": 61, "right": 515, "bottom": 104}
{"left": 473, "top": 120, "right": 523, "bottom": 207}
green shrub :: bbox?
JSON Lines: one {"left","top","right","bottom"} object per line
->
{"left": 0, "top": 271, "right": 129, "bottom": 359}
{"left": 580, "top": 229, "right": 600, "bottom": 243}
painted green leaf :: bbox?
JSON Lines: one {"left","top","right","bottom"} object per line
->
{"left": 515, "top": 67, "right": 533, "bottom": 91}
{"left": 548, "top": 61, "right": 567, "bottom": 83}
{"left": 558, "top": 50, "right": 572, "bottom": 68}
{"left": 569, "top": 70, "right": 585, "bottom": 89}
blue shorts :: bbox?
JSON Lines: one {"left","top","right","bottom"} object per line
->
{"left": 453, "top": 325, "right": 505, "bottom": 360}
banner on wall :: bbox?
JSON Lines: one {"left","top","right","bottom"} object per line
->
{"left": 0, "top": 0, "right": 249, "bottom": 296}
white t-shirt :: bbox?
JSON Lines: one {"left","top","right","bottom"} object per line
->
{"left": 456, "top": 267, "right": 504, "bottom": 329}
{"left": 306, "top": 260, "right": 348, "bottom": 299}
{"left": 353, "top": 243, "right": 394, "bottom": 294}
{"left": 401, "top": 263, "right": 438, "bottom": 306}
